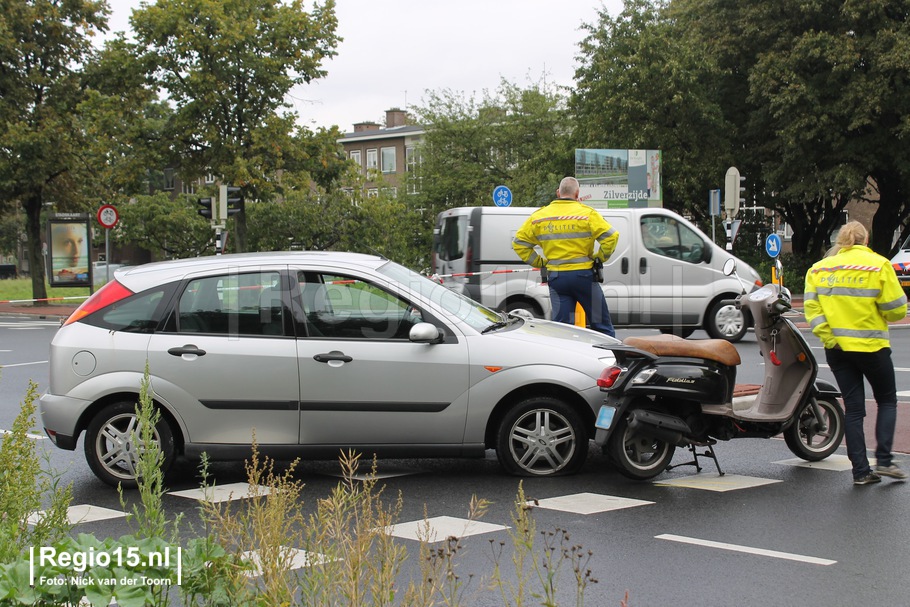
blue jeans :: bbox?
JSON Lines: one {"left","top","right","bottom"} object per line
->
{"left": 547, "top": 269, "right": 615, "bottom": 337}
{"left": 825, "top": 347, "right": 897, "bottom": 479}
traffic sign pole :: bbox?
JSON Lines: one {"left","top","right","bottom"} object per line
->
{"left": 96, "top": 205, "right": 119, "bottom": 286}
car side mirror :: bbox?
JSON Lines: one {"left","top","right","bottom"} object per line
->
{"left": 409, "top": 322, "right": 442, "bottom": 344}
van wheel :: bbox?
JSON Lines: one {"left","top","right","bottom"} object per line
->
{"left": 84, "top": 401, "right": 175, "bottom": 489}
{"left": 506, "top": 300, "right": 542, "bottom": 318}
{"left": 705, "top": 299, "right": 748, "bottom": 342}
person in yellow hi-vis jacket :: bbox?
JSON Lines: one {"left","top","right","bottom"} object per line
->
{"left": 512, "top": 176, "right": 619, "bottom": 336}
{"left": 804, "top": 221, "right": 909, "bottom": 486}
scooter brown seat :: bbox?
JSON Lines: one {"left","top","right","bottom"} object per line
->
{"left": 622, "top": 334, "right": 741, "bottom": 367}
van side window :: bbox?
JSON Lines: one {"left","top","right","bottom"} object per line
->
{"left": 641, "top": 216, "right": 706, "bottom": 264}
{"left": 436, "top": 216, "right": 468, "bottom": 261}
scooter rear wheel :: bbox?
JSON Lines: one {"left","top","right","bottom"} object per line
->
{"left": 608, "top": 405, "right": 677, "bottom": 480}
{"left": 783, "top": 397, "right": 845, "bottom": 461}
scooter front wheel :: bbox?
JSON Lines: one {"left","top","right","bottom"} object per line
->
{"left": 783, "top": 397, "right": 845, "bottom": 461}
{"left": 608, "top": 406, "right": 677, "bottom": 480}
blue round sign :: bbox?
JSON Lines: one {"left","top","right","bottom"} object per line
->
{"left": 765, "top": 233, "right": 782, "bottom": 258}
{"left": 493, "top": 185, "right": 513, "bottom": 207}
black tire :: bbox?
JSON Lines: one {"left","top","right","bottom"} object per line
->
{"left": 607, "top": 405, "right": 676, "bottom": 480}
{"left": 659, "top": 326, "right": 695, "bottom": 339}
{"left": 783, "top": 397, "right": 845, "bottom": 461}
{"left": 506, "top": 300, "right": 543, "bottom": 318}
{"left": 84, "top": 401, "right": 176, "bottom": 489}
{"left": 705, "top": 299, "right": 748, "bottom": 342}
{"left": 496, "top": 396, "right": 587, "bottom": 476}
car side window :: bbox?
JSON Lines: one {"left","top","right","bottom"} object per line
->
{"left": 177, "top": 271, "right": 285, "bottom": 336}
{"left": 297, "top": 271, "right": 423, "bottom": 339}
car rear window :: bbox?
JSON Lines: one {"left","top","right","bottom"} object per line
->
{"left": 79, "top": 286, "right": 172, "bottom": 332}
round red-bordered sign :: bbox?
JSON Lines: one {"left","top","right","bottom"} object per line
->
{"left": 97, "top": 204, "right": 119, "bottom": 229}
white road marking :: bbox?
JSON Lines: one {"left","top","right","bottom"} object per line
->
{"left": 656, "top": 534, "right": 836, "bottom": 566}
{"left": 0, "top": 429, "right": 47, "bottom": 440}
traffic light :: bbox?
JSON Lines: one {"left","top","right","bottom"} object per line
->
{"left": 724, "top": 167, "right": 745, "bottom": 216}
{"left": 197, "top": 197, "right": 214, "bottom": 219}
{"left": 218, "top": 185, "right": 244, "bottom": 220}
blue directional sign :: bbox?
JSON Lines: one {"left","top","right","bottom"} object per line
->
{"left": 493, "top": 185, "right": 513, "bottom": 207}
{"left": 765, "top": 233, "right": 782, "bottom": 258}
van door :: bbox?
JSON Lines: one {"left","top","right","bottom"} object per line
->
{"left": 635, "top": 214, "right": 714, "bottom": 326}
{"left": 598, "top": 214, "right": 637, "bottom": 325}
{"left": 433, "top": 211, "right": 470, "bottom": 296}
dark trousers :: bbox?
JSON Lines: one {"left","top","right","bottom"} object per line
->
{"left": 547, "top": 269, "right": 615, "bottom": 337}
{"left": 825, "top": 347, "right": 898, "bottom": 479}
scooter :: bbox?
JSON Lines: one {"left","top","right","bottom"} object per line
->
{"left": 593, "top": 258, "right": 845, "bottom": 480}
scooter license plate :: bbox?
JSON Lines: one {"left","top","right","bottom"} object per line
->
{"left": 595, "top": 405, "right": 617, "bottom": 430}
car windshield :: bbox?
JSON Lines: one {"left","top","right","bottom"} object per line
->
{"left": 377, "top": 261, "right": 504, "bottom": 332}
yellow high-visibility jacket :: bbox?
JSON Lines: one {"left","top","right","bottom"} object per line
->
{"left": 804, "top": 245, "right": 908, "bottom": 352}
{"left": 512, "top": 200, "right": 619, "bottom": 272}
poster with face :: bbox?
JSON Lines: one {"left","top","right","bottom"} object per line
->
{"left": 48, "top": 219, "right": 91, "bottom": 287}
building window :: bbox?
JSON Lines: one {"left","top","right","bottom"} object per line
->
{"left": 366, "top": 149, "right": 378, "bottom": 171}
{"left": 204, "top": 172, "right": 216, "bottom": 184}
{"left": 406, "top": 147, "right": 422, "bottom": 194}
{"left": 381, "top": 147, "right": 396, "bottom": 173}
{"left": 367, "top": 188, "right": 379, "bottom": 198}
{"left": 350, "top": 150, "right": 362, "bottom": 172}
{"left": 163, "top": 168, "right": 176, "bottom": 191}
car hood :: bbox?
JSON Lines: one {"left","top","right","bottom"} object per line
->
{"left": 489, "top": 317, "right": 619, "bottom": 353}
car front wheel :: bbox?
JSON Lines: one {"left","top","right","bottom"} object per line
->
{"left": 84, "top": 401, "right": 175, "bottom": 489}
{"left": 496, "top": 396, "right": 587, "bottom": 476}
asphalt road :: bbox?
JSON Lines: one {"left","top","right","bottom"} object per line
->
{"left": 2, "top": 317, "right": 909, "bottom": 606}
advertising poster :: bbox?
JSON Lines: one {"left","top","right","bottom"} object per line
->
{"left": 575, "top": 149, "right": 662, "bottom": 208}
{"left": 47, "top": 217, "right": 92, "bottom": 287}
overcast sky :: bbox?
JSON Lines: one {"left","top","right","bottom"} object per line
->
{"left": 108, "top": 0, "right": 623, "bottom": 132}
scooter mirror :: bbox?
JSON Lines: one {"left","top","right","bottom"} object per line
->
{"left": 723, "top": 258, "right": 737, "bottom": 277}
{"left": 774, "top": 258, "right": 784, "bottom": 287}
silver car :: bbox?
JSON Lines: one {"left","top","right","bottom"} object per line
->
{"left": 39, "top": 252, "right": 619, "bottom": 487}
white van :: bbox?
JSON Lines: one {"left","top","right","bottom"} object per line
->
{"left": 891, "top": 232, "right": 910, "bottom": 293}
{"left": 432, "top": 206, "right": 763, "bottom": 342}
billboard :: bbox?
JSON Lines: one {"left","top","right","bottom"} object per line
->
{"left": 47, "top": 217, "right": 92, "bottom": 287}
{"left": 575, "top": 149, "right": 662, "bottom": 208}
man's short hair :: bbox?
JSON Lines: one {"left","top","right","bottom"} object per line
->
{"left": 558, "top": 176, "right": 580, "bottom": 199}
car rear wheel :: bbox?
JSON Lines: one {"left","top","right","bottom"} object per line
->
{"left": 84, "top": 401, "right": 175, "bottom": 489}
{"left": 496, "top": 396, "right": 587, "bottom": 476}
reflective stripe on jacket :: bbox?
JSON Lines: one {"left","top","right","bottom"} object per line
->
{"left": 804, "top": 245, "right": 908, "bottom": 352}
{"left": 512, "top": 200, "right": 619, "bottom": 272}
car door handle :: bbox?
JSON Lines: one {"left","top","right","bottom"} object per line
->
{"left": 621, "top": 257, "right": 629, "bottom": 274}
{"left": 639, "top": 257, "right": 648, "bottom": 274}
{"left": 168, "top": 345, "right": 206, "bottom": 357}
{"left": 314, "top": 351, "right": 353, "bottom": 363}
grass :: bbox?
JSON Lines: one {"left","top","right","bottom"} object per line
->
{"left": 0, "top": 277, "right": 91, "bottom": 303}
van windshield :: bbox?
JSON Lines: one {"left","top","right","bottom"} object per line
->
{"left": 436, "top": 215, "right": 468, "bottom": 261}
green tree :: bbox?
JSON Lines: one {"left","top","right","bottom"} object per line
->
{"left": 673, "top": 0, "right": 910, "bottom": 258}
{"left": 0, "top": 0, "right": 108, "bottom": 301}
{"left": 129, "top": 0, "right": 347, "bottom": 252}
{"left": 115, "top": 192, "right": 215, "bottom": 259}
{"left": 410, "top": 78, "right": 574, "bottom": 216}
{"left": 572, "top": 0, "right": 730, "bottom": 221}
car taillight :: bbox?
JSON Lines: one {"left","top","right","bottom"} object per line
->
{"left": 597, "top": 366, "right": 624, "bottom": 389}
{"left": 62, "top": 280, "right": 134, "bottom": 326}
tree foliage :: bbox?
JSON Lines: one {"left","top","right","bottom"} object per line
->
{"left": 129, "top": 0, "right": 347, "bottom": 251}
{"left": 0, "top": 0, "right": 108, "bottom": 300}
{"left": 410, "top": 78, "right": 574, "bottom": 216}
{"left": 573, "top": 0, "right": 730, "bottom": 223}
